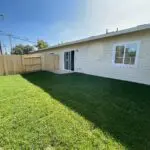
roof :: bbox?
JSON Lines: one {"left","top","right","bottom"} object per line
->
{"left": 32, "top": 24, "right": 150, "bottom": 53}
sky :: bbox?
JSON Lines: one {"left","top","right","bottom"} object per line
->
{"left": 0, "top": 0, "right": 150, "bottom": 53}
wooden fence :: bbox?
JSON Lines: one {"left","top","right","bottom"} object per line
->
{"left": 42, "top": 54, "right": 59, "bottom": 72}
{"left": 0, "top": 54, "right": 59, "bottom": 75}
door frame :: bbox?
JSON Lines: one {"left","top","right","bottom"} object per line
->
{"left": 64, "top": 50, "right": 75, "bottom": 71}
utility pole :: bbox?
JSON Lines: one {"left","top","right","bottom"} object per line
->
{"left": 3, "top": 43, "right": 7, "bottom": 55}
{"left": 8, "top": 34, "right": 13, "bottom": 54}
{"left": 0, "top": 14, "right": 4, "bottom": 55}
{"left": 0, "top": 41, "right": 3, "bottom": 55}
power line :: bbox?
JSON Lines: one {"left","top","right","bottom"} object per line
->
{"left": 11, "top": 35, "right": 36, "bottom": 44}
{"left": 0, "top": 30, "right": 36, "bottom": 44}
{"left": 0, "top": 14, "right": 37, "bottom": 54}
{"left": 0, "top": 30, "right": 37, "bottom": 54}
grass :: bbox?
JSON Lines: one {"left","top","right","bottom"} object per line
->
{"left": 0, "top": 72, "right": 150, "bottom": 149}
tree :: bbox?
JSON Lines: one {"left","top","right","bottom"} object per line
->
{"left": 11, "top": 44, "right": 34, "bottom": 55}
{"left": 35, "top": 40, "right": 49, "bottom": 50}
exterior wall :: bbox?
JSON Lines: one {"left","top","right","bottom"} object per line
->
{"left": 39, "top": 30, "right": 150, "bottom": 85}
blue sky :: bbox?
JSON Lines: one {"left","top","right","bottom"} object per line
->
{"left": 0, "top": 0, "right": 150, "bottom": 53}
{"left": 0, "top": 0, "right": 85, "bottom": 52}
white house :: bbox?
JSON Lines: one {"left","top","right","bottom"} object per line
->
{"left": 32, "top": 24, "right": 150, "bottom": 85}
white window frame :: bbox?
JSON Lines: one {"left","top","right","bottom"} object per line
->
{"left": 112, "top": 41, "right": 140, "bottom": 68}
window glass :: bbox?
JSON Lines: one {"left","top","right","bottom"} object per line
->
{"left": 115, "top": 45, "right": 125, "bottom": 64}
{"left": 124, "top": 43, "right": 137, "bottom": 65}
{"left": 114, "top": 42, "right": 138, "bottom": 66}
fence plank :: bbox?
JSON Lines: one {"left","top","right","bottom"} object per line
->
{"left": 0, "top": 54, "right": 59, "bottom": 76}
{"left": 43, "top": 54, "right": 59, "bottom": 72}
{"left": 3, "top": 56, "right": 8, "bottom": 75}
{"left": 0, "top": 56, "right": 4, "bottom": 75}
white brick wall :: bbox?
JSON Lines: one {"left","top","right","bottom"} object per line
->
{"left": 42, "top": 30, "right": 150, "bottom": 85}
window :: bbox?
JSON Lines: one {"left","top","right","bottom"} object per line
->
{"left": 113, "top": 41, "right": 140, "bottom": 66}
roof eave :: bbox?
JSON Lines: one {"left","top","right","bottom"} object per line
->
{"left": 31, "top": 24, "right": 150, "bottom": 54}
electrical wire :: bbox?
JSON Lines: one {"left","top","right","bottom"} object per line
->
{"left": 0, "top": 30, "right": 36, "bottom": 44}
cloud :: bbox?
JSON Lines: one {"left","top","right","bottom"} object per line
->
{"left": 50, "top": 0, "right": 150, "bottom": 44}
{"left": 84, "top": 0, "right": 150, "bottom": 31}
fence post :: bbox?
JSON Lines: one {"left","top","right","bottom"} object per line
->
{"left": 41, "top": 54, "right": 45, "bottom": 71}
{"left": 21, "top": 55, "right": 25, "bottom": 73}
{"left": 3, "top": 55, "right": 8, "bottom": 75}
{"left": 1, "top": 56, "right": 4, "bottom": 75}
{"left": 13, "top": 56, "right": 16, "bottom": 74}
{"left": 54, "top": 56, "right": 56, "bottom": 71}
{"left": 0, "top": 54, "right": 59, "bottom": 76}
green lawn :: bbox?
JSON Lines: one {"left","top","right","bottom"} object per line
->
{"left": 0, "top": 72, "right": 150, "bottom": 149}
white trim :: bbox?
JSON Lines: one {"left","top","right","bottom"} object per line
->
{"left": 112, "top": 41, "right": 141, "bottom": 68}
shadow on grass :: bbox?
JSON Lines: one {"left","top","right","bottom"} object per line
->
{"left": 22, "top": 71, "right": 150, "bottom": 150}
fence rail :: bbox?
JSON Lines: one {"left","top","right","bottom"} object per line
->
{"left": 0, "top": 54, "right": 59, "bottom": 75}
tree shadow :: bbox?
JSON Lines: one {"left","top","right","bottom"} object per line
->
{"left": 22, "top": 71, "right": 150, "bottom": 150}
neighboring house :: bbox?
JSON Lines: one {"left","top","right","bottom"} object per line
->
{"left": 32, "top": 24, "right": 150, "bottom": 85}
